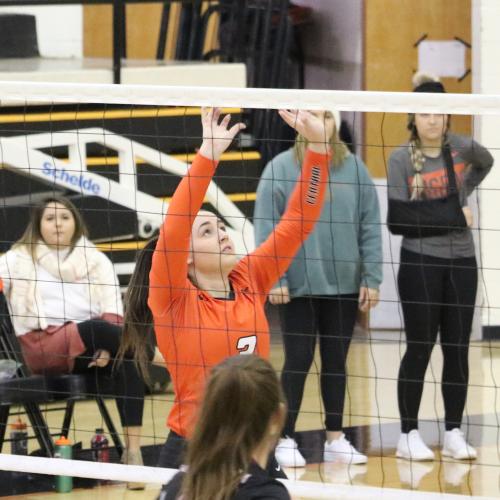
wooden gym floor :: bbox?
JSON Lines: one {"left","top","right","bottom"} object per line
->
{"left": 2, "top": 333, "right": 499, "bottom": 499}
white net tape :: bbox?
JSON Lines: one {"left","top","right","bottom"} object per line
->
{"left": 0, "top": 454, "right": 497, "bottom": 500}
{"left": 1, "top": 81, "right": 499, "bottom": 500}
{"left": 1, "top": 80, "right": 500, "bottom": 114}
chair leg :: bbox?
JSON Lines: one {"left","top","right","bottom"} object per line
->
{"left": 24, "top": 402, "right": 55, "bottom": 456}
{"left": 95, "top": 397, "right": 124, "bottom": 457}
{"left": 0, "top": 405, "right": 10, "bottom": 453}
{"left": 61, "top": 400, "right": 75, "bottom": 439}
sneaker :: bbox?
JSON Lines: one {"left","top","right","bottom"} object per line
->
{"left": 442, "top": 429, "right": 477, "bottom": 460}
{"left": 396, "top": 430, "right": 434, "bottom": 461}
{"left": 275, "top": 437, "right": 306, "bottom": 468}
{"left": 323, "top": 433, "right": 367, "bottom": 464}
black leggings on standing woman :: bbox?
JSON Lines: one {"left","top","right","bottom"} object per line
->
{"left": 280, "top": 295, "right": 359, "bottom": 437}
{"left": 397, "top": 248, "right": 477, "bottom": 434}
{"left": 72, "top": 319, "right": 145, "bottom": 427}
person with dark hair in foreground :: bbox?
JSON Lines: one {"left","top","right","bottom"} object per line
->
{"left": 159, "top": 355, "right": 290, "bottom": 500}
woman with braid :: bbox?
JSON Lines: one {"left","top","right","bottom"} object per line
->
{"left": 122, "top": 107, "right": 332, "bottom": 471}
{"left": 388, "top": 73, "right": 493, "bottom": 461}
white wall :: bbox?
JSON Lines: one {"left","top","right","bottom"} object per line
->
{"left": 0, "top": 5, "right": 82, "bottom": 58}
{"left": 473, "top": 0, "right": 500, "bottom": 327}
{"left": 293, "top": 0, "right": 363, "bottom": 146}
{"left": 293, "top": 0, "right": 363, "bottom": 91}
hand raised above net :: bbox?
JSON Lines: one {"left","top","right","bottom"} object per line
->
{"left": 278, "top": 109, "right": 333, "bottom": 154}
{"left": 199, "top": 107, "right": 246, "bottom": 161}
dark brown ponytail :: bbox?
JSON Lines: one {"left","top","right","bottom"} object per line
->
{"left": 118, "top": 237, "right": 158, "bottom": 383}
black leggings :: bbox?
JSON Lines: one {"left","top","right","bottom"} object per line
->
{"left": 397, "top": 248, "right": 477, "bottom": 433}
{"left": 280, "top": 295, "right": 359, "bottom": 436}
{"left": 72, "top": 319, "right": 145, "bottom": 428}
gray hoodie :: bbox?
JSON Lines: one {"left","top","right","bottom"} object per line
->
{"left": 388, "top": 133, "right": 493, "bottom": 259}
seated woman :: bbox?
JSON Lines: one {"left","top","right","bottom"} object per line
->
{"left": 159, "top": 355, "right": 290, "bottom": 500}
{"left": 0, "top": 196, "right": 146, "bottom": 489}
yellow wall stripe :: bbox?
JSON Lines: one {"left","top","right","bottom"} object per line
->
{"left": 160, "top": 192, "right": 256, "bottom": 204}
{"left": 74, "top": 150, "right": 260, "bottom": 166}
{"left": 97, "top": 193, "right": 257, "bottom": 252}
{"left": 0, "top": 107, "right": 242, "bottom": 124}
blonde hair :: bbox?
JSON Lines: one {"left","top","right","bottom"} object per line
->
{"left": 293, "top": 118, "right": 349, "bottom": 169}
{"left": 408, "top": 138, "right": 426, "bottom": 200}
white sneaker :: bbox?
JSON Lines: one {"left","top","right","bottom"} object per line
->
{"left": 275, "top": 437, "right": 306, "bottom": 468}
{"left": 396, "top": 430, "right": 434, "bottom": 461}
{"left": 442, "top": 429, "right": 477, "bottom": 460}
{"left": 323, "top": 433, "right": 367, "bottom": 464}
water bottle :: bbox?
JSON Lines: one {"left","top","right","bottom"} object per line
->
{"left": 54, "top": 436, "right": 73, "bottom": 493}
{"left": 91, "top": 428, "right": 110, "bottom": 463}
{"left": 10, "top": 418, "right": 28, "bottom": 455}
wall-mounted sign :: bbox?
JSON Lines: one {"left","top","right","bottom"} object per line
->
{"left": 418, "top": 40, "right": 466, "bottom": 79}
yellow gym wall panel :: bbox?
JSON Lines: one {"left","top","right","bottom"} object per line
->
{"left": 83, "top": 1, "right": 218, "bottom": 60}
{"left": 364, "top": 0, "right": 471, "bottom": 177}
{"left": 84, "top": 3, "right": 169, "bottom": 60}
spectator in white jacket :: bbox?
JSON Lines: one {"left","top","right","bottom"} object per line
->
{"left": 0, "top": 195, "right": 146, "bottom": 489}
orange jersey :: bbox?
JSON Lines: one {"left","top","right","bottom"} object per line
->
{"left": 149, "top": 149, "right": 330, "bottom": 437}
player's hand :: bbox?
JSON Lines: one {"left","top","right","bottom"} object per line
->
{"left": 88, "top": 349, "right": 111, "bottom": 368}
{"left": 278, "top": 109, "right": 333, "bottom": 153}
{"left": 199, "top": 107, "right": 246, "bottom": 161}
{"left": 358, "top": 287, "right": 379, "bottom": 312}
{"left": 268, "top": 286, "right": 290, "bottom": 305}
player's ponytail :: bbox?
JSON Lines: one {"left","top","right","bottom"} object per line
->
{"left": 117, "top": 237, "right": 158, "bottom": 383}
{"left": 181, "top": 355, "right": 285, "bottom": 500}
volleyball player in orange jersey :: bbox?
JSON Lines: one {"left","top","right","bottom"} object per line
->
{"left": 123, "top": 107, "right": 332, "bottom": 470}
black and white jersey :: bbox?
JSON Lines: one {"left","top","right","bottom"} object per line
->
{"left": 159, "top": 462, "right": 290, "bottom": 500}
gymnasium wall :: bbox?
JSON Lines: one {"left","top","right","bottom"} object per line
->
{"left": 0, "top": 5, "right": 82, "bottom": 57}
{"left": 364, "top": 0, "right": 472, "bottom": 178}
{"left": 291, "top": 0, "right": 364, "bottom": 150}
{"left": 474, "top": 0, "right": 500, "bottom": 329}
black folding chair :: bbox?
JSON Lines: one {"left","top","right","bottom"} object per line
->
{"left": 0, "top": 292, "right": 124, "bottom": 457}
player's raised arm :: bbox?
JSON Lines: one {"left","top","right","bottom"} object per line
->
{"left": 148, "top": 108, "right": 245, "bottom": 311}
{"left": 248, "top": 110, "right": 332, "bottom": 294}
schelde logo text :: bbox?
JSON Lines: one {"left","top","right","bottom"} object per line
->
{"left": 41, "top": 162, "right": 101, "bottom": 195}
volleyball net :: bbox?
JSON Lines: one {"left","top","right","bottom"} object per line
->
{"left": 0, "top": 81, "right": 499, "bottom": 499}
